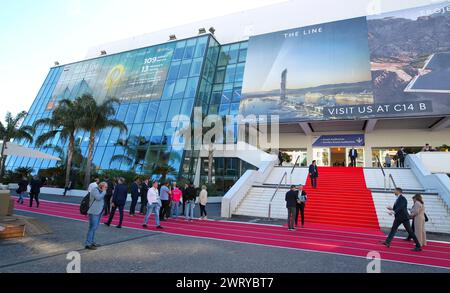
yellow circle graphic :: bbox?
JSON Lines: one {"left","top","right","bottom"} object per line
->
{"left": 105, "top": 64, "right": 125, "bottom": 90}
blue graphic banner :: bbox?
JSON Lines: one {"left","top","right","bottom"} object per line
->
{"left": 313, "top": 134, "right": 365, "bottom": 147}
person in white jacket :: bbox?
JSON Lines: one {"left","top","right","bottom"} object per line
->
{"left": 199, "top": 185, "right": 208, "bottom": 220}
{"left": 143, "top": 181, "right": 163, "bottom": 229}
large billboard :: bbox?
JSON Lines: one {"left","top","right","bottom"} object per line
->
{"left": 47, "top": 43, "right": 175, "bottom": 110}
{"left": 240, "top": 1, "right": 450, "bottom": 122}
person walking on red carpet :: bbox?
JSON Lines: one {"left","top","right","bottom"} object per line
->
{"left": 198, "top": 185, "right": 208, "bottom": 220}
{"left": 171, "top": 182, "right": 182, "bottom": 218}
{"left": 285, "top": 185, "right": 298, "bottom": 231}
{"left": 104, "top": 177, "right": 128, "bottom": 229}
{"left": 16, "top": 176, "right": 29, "bottom": 205}
{"left": 382, "top": 188, "right": 422, "bottom": 252}
{"left": 143, "top": 181, "right": 163, "bottom": 230}
{"left": 295, "top": 184, "right": 307, "bottom": 228}
{"left": 103, "top": 176, "right": 115, "bottom": 216}
{"left": 129, "top": 177, "right": 141, "bottom": 217}
{"left": 29, "top": 176, "right": 42, "bottom": 208}
{"left": 308, "top": 161, "right": 319, "bottom": 189}
{"left": 140, "top": 178, "right": 149, "bottom": 215}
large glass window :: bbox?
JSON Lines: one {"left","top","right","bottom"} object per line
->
{"left": 173, "top": 78, "right": 188, "bottom": 99}
{"left": 156, "top": 101, "right": 170, "bottom": 122}
{"left": 178, "top": 60, "right": 192, "bottom": 79}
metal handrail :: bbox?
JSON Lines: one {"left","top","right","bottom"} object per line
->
{"left": 388, "top": 174, "right": 398, "bottom": 190}
{"left": 375, "top": 155, "right": 387, "bottom": 190}
{"left": 375, "top": 155, "right": 386, "bottom": 177}
{"left": 268, "top": 171, "right": 287, "bottom": 220}
{"left": 290, "top": 156, "right": 301, "bottom": 184}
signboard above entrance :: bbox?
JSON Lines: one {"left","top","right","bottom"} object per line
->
{"left": 313, "top": 135, "right": 365, "bottom": 147}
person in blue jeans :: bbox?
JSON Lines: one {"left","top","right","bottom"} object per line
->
{"left": 85, "top": 182, "right": 107, "bottom": 250}
{"left": 184, "top": 183, "right": 197, "bottom": 222}
{"left": 17, "top": 177, "right": 29, "bottom": 205}
{"left": 143, "top": 181, "right": 164, "bottom": 229}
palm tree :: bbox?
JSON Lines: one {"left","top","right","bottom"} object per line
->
{"left": 152, "top": 163, "right": 177, "bottom": 182}
{"left": 77, "top": 94, "right": 127, "bottom": 188}
{"left": 110, "top": 135, "right": 149, "bottom": 172}
{"left": 42, "top": 137, "right": 85, "bottom": 170}
{"left": 0, "top": 111, "right": 34, "bottom": 180}
{"left": 33, "top": 99, "right": 82, "bottom": 188}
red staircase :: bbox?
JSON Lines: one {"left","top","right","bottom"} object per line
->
{"left": 303, "top": 167, "right": 380, "bottom": 230}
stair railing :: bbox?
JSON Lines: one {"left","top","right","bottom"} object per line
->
{"left": 388, "top": 173, "right": 398, "bottom": 190}
{"left": 375, "top": 155, "right": 387, "bottom": 190}
{"left": 290, "top": 156, "right": 301, "bottom": 184}
{"left": 268, "top": 171, "right": 287, "bottom": 220}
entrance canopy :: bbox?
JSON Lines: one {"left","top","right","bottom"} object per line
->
{"left": 0, "top": 142, "right": 61, "bottom": 161}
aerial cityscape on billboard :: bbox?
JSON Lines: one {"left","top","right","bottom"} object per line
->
{"left": 240, "top": 1, "right": 450, "bottom": 122}
{"left": 240, "top": 17, "right": 374, "bottom": 122}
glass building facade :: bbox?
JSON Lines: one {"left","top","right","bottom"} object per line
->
{"left": 6, "top": 35, "right": 253, "bottom": 184}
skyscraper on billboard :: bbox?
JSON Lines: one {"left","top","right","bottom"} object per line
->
{"left": 281, "top": 69, "right": 288, "bottom": 102}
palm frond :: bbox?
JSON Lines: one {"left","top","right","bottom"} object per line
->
{"left": 35, "top": 130, "right": 60, "bottom": 147}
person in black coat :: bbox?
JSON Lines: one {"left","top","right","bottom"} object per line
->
{"left": 17, "top": 177, "right": 29, "bottom": 205}
{"left": 382, "top": 188, "right": 422, "bottom": 251}
{"left": 295, "top": 185, "right": 308, "bottom": 228}
{"left": 140, "top": 178, "right": 149, "bottom": 215}
{"left": 285, "top": 186, "right": 299, "bottom": 231}
{"left": 308, "top": 161, "right": 319, "bottom": 189}
{"left": 349, "top": 148, "right": 358, "bottom": 167}
{"left": 29, "top": 176, "right": 42, "bottom": 208}
{"left": 105, "top": 178, "right": 128, "bottom": 229}
{"left": 103, "top": 177, "right": 115, "bottom": 216}
{"left": 181, "top": 183, "right": 188, "bottom": 215}
{"left": 396, "top": 147, "right": 406, "bottom": 168}
{"left": 129, "top": 177, "right": 141, "bottom": 216}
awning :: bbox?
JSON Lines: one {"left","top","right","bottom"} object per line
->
{"left": 0, "top": 142, "right": 61, "bottom": 161}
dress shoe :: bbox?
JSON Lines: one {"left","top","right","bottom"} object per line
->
{"left": 142, "top": 224, "right": 148, "bottom": 228}
{"left": 116, "top": 225, "right": 122, "bottom": 229}
{"left": 85, "top": 245, "right": 97, "bottom": 250}
{"left": 381, "top": 241, "right": 390, "bottom": 248}
{"left": 413, "top": 247, "right": 422, "bottom": 252}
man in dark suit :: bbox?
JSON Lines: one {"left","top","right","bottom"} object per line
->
{"left": 103, "top": 176, "right": 115, "bottom": 216}
{"left": 285, "top": 185, "right": 299, "bottom": 231}
{"left": 295, "top": 184, "right": 308, "bottom": 228}
{"left": 105, "top": 177, "right": 128, "bottom": 229}
{"left": 397, "top": 147, "right": 406, "bottom": 168}
{"left": 382, "top": 188, "right": 422, "bottom": 252}
{"left": 140, "top": 178, "right": 149, "bottom": 215}
{"left": 309, "top": 161, "right": 319, "bottom": 189}
{"left": 349, "top": 148, "right": 358, "bottom": 167}
{"left": 29, "top": 176, "right": 42, "bottom": 208}
{"left": 129, "top": 177, "right": 141, "bottom": 216}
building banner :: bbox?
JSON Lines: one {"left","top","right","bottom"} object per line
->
{"left": 47, "top": 43, "right": 176, "bottom": 109}
{"left": 240, "top": 1, "right": 450, "bottom": 122}
{"left": 312, "top": 135, "right": 365, "bottom": 147}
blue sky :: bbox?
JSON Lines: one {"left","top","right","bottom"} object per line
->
{"left": 0, "top": 0, "right": 287, "bottom": 122}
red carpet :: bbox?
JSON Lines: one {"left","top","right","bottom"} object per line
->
{"left": 14, "top": 197, "right": 450, "bottom": 270}
{"left": 303, "top": 167, "right": 380, "bottom": 230}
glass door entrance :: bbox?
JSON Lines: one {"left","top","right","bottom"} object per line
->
{"left": 313, "top": 147, "right": 365, "bottom": 167}
{"left": 330, "top": 148, "right": 346, "bottom": 166}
